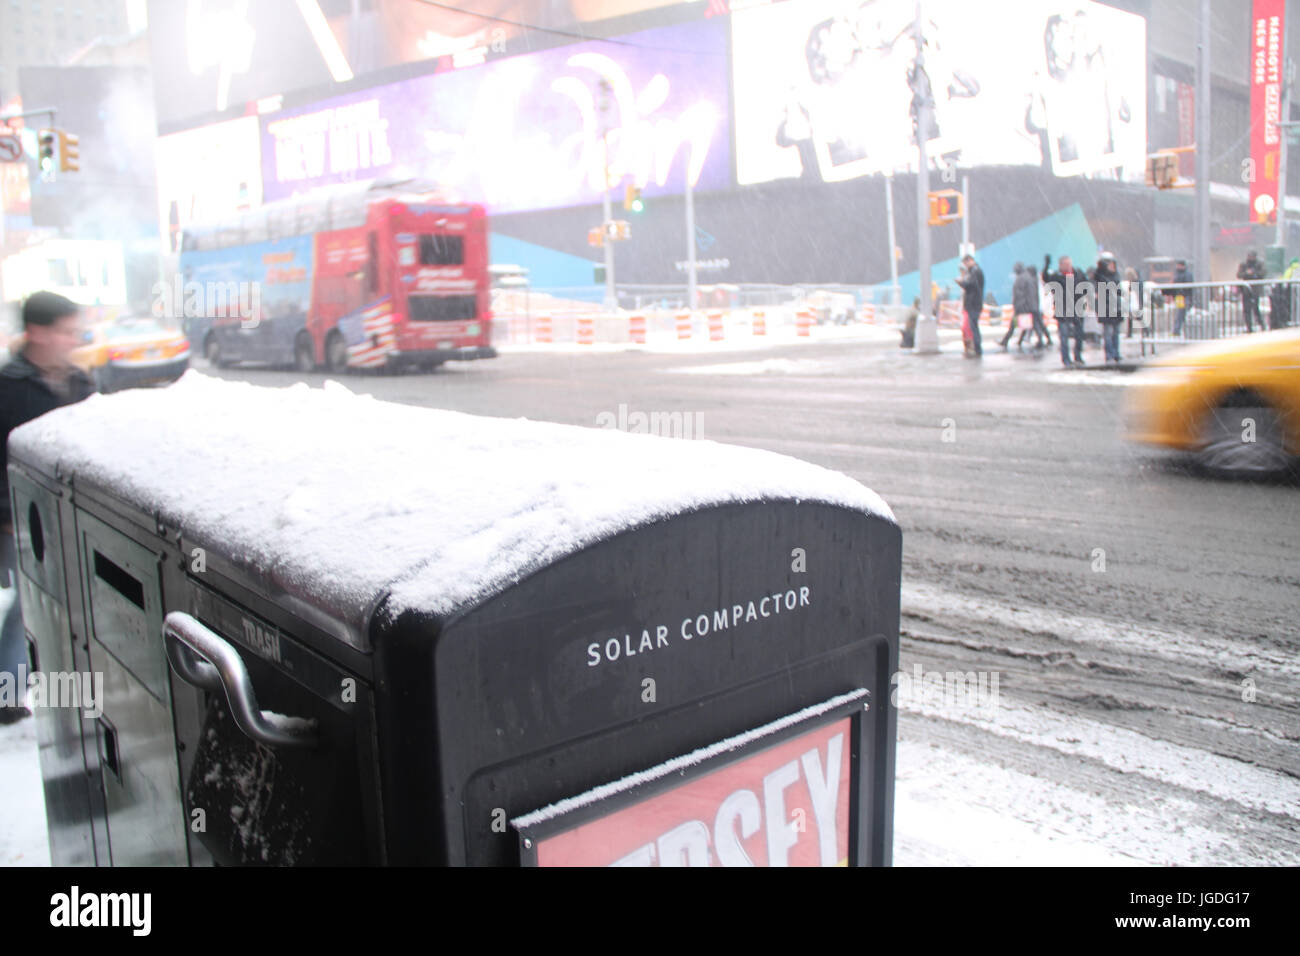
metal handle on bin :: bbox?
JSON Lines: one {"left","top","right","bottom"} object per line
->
{"left": 163, "top": 611, "right": 318, "bottom": 749}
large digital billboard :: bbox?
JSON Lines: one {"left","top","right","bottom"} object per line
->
{"left": 155, "top": 116, "right": 264, "bottom": 255}
{"left": 733, "top": 0, "right": 1146, "bottom": 184}
{"left": 148, "top": 0, "right": 699, "bottom": 128}
{"left": 259, "top": 18, "right": 730, "bottom": 214}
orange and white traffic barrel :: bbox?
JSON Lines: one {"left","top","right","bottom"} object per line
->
{"left": 534, "top": 313, "right": 553, "bottom": 344}
{"left": 707, "top": 311, "right": 725, "bottom": 342}
{"left": 861, "top": 302, "right": 876, "bottom": 323}
{"left": 796, "top": 309, "right": 813, "bottom": 337}
{"left": 752, "top": 310, "right": 767, "bottom": 336}
{"left": 676, "top": 310, "right": 693, "bottom": 340}
{"left": 628, "top": 313, "right": 646, "bottom": 345}
{"left": 577, "top": 315, "right": 596, "bottom": 345}
{"left": 1001, "top": 304, "right": 1014, "bottom": 325}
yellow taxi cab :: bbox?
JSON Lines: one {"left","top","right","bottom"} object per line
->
{"left": 71, "top": 314, "right": 191, "bottom": 392}
{"left": 1125, "top": 328, "right": 1300, "bottom": 476}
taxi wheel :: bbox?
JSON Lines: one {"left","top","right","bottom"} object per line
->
{"left": 325, "top": 331, "right": 349, "bottom": 372}
{"left": 294, "top": 333, "right": 317, "bottom": 373}
{"left": 204, "top": 335, "right": 231, "bottom": 369}
{"left": 1198, "top": 393, "right": 1292, "bottom": 478}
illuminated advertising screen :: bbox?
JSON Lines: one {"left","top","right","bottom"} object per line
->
{"left": 148, "top": 0, "right": 700, "bottom": 128}
{"left": 733, "top": 0, "right": 1146, "bottom": 184}
{"left": 155, "top": 116, "right": 264, "bottom": 255}
{"left": 259, "top": 18, "right": 729, "bottom": 214}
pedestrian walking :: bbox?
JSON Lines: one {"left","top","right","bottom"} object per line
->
{"left": 0, "top": 292, "right": 96, "bottom": 724}
{"left": 956, "top": 254, "right": 985, "bottom": 357}
{"left": 1237, "top": 250, "right": 1266, "bottom": 333}
{"left": 1023, "top": 265, "right": 1051, "bottom": 348}
{"left": 1170, "top": 259, "right": 1192, "bottom": 337}
{"left": 1094, "top": 253, "right": 1124, "bottom": 363}
{"left": 1042, "top": 253, "right": 1087, "bottom": 367}
{"left": 1122, "top": 266, "right": 1144, "bottom": 339}
{"left": 1001, "top": 262, "right": 1033, "bottom": 350}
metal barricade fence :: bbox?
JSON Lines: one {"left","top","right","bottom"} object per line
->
{"left": 1137, "top": 279, "right": 1297, "bottom": 355}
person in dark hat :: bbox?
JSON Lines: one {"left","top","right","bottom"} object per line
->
{"left": 0, "top": 292, "right": 96, "bottom": 723}
{"left": 1237, "top": 250, "right": 1266, "bottom": 333}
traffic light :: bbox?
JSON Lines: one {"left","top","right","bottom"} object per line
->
{"left": 927, "top": 189, "right": 963, "bottom": 226}
{"left": 624, "top": 184, "right": 643, "bottom": 212}
{"left": 38, "top": 128, "right": 56, "bottom": 181}
{"left": 58, "top": 130, "right": 79, "bottom": 172}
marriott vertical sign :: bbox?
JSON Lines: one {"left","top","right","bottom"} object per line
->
{"left": 1251, "top": 0, "right": 1286, "bottom": 225}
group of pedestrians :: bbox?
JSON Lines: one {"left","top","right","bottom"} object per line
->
{"left": 952, "top": 250, "right": 1139, "bottom": 367}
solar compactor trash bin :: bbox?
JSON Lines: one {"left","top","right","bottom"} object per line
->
{"left": 7, "top": 373, "right": 900, "bottom": 866}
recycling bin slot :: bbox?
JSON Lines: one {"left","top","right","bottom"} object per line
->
{"left": 9, "top": 374, "right": 900, "bottom": 866}
{"left": 93, "top": 550, "right": 145, "bottom": 609}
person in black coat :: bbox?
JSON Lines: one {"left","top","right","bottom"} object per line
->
{"left": 1093, "top": 253, "right": 1124, "bottom": 362}
{"left": 1001, "top": 262, "right": 1032, "bottom": 349}
{"left": 956, "top": 254, "right": 985, "bottom": 357}
{"left": 1237, "top": 250, "right": 1266, "bottom": 333}
{"left": 0, "top": 292, "right": 96, "bottom": 723}
{"left": 1042, "top": 253, "right": 1088, "bottom": 366}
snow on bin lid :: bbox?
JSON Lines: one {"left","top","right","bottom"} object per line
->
{"left": 10, "top": 372, "right": 894, "bottom": 628}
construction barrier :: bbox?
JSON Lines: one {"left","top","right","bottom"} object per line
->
{"left": 861, "top": 303, "right": 877, "bottom": 323}
{"left": 676, "top": 310, "right": 693, "bottom": 340}
{"left": 796, "top": 309, "right": 814, "bottom": 337}
{"left": 752, "top": 310, "right": 767, "bottom": 336}
{"left": 999, "top": 304, "right": 1014, "bottom": 325}
{"left": 534, "top": 313, "right": 553, "bottom": 344}
{"left": 577, "top": 316, "right": 596, "bottom": 346}
{"left": 628, "top": 314, "right": 646, "bottom": 345}
{"left": 707, "top": 311, "right": 725, "bottom": 342}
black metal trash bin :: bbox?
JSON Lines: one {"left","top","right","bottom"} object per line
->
{"left": 7, "top": 374, "right": 900, "bottom": 866}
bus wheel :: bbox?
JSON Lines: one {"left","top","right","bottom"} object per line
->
{"left": 326, "top": 331, "right": 349, "bottom": 372}
{"left": 294, "top": 333, "right": 317, "bottom": 372}
{"left": 204, "top": 334, "right": 230, "bottom": 369}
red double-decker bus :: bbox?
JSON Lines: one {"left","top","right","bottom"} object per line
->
{"left": 179, "top": 179, "right": 496, "bottom": 372}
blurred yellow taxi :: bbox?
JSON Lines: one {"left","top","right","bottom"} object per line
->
{"left": 1125, "top": 329, "right": 1300, "bottom": 476}
{"left": 71, "top": 315, "right": 191, "bottom": 392}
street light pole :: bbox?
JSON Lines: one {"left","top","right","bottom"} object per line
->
{"left": 911, "top": 2, "right": 939, "bottom": 353}
{"left": 599, "top": 80, "right": 616, "bottom": 311}
{"left": 686, "top": 170, "right": 697, "bottom": 310}
{"left": 1194, "top": 0, "right": 1211, "bottom": 279}
{"left": 884, "top": 173, "right": 900, "bottom": 305}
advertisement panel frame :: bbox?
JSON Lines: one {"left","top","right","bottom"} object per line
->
{"left": 513, "top": 690, "right": 869, "bottom": 867}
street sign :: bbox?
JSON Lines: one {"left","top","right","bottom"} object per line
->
{"left": 0, "top": 131, "right": 23, "bottom": 163}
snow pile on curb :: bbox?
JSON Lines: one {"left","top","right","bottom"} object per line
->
{"left": 10, "top": 372, "right": 893, "bottom": 623}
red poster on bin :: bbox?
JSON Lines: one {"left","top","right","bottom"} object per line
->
{"left": 529, "top": 717, "right": 852, "bottom": 867}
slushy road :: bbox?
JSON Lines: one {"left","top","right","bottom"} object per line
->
{"left": 206, "top": 335, "right": 1299, "bottom": 865}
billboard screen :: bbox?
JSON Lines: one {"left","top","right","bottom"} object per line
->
{"left": 259, "top": 18, "right": 730, "bottom": 214}
{"left": 155, "top": 116, "right": 264, "bottom": 255}
{"left": 148, "top": 0, "right": 698, "bottom": 128}
{"left": 733, "top": 0, "right": 1146, "bottom": 184}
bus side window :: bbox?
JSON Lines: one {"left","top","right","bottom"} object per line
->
{"left": 367, "top": 232, "right": 379, "bottom": 295}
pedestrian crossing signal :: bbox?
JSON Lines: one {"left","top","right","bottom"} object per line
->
{"left": 927, "top": 190, "right": 963, "bottom": 226}
{"left": 1145, "top": 152, "right": 1179, "bottom": 189}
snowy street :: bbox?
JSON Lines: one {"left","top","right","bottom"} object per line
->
{"left": 6, "top": 331, "right": 1293, "bottom": 866}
